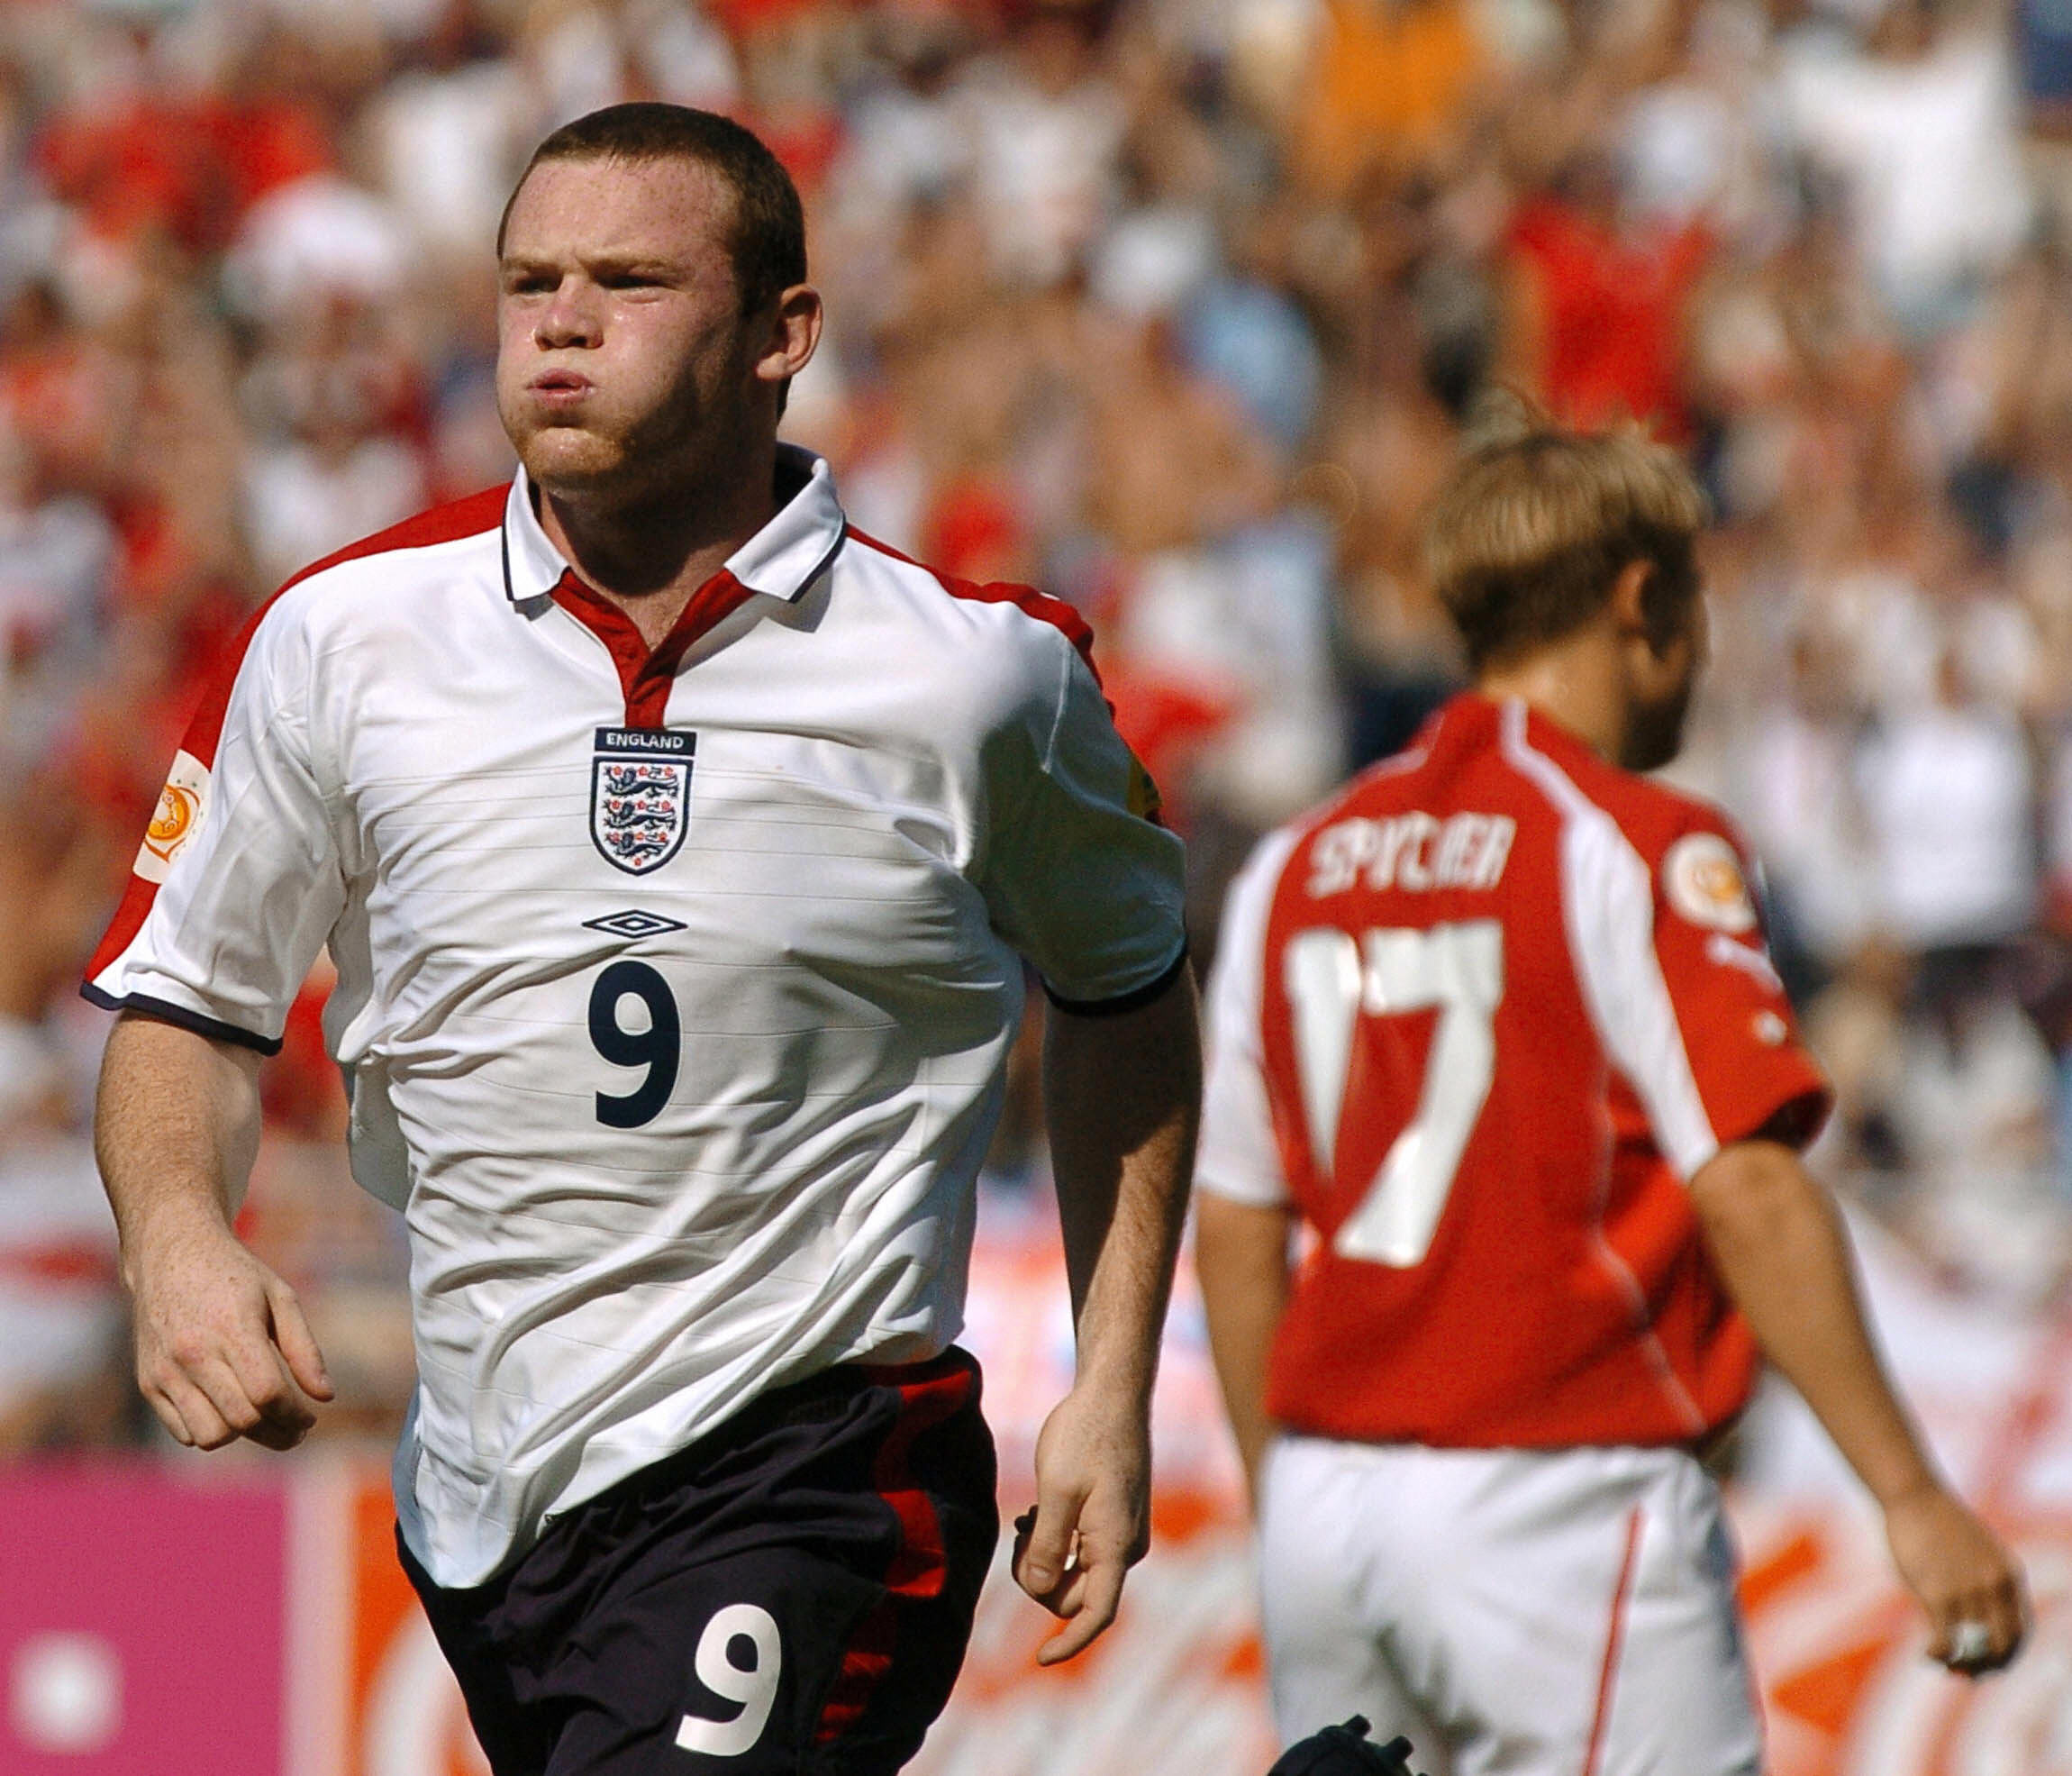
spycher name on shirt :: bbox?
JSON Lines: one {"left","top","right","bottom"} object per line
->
{"left": 1305, "top": 811, "right": 1518, "bottom": 899}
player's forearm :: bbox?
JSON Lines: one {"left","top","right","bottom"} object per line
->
{"left": 1193, "top": 1192, "right": 1291, "bottom": 1501}
{"left": 95, "top": 1013, "right": 265, "bottom": 1279}
{"left": 1690, "top": 1140, "right": 1941, "bottom": 1508}
{"left": 1042, "top": 969, "right": 1202, "bottom": 1405}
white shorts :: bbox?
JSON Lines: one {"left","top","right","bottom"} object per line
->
{"left": 1256, "top": 1437, "right": 1762, "bottom": 1776}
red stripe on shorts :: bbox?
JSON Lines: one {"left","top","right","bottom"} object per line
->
{"left": 1581, "top": 1506, "right": 1645, "bottom": 1776}
{"left": 813, "top": 1356, "right": 977, "bottom": 1744}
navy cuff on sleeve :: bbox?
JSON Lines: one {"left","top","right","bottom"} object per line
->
{"left": 81, "top": 983, "right": 285, "bottom": 1057}
{"left": 1042, "top": 942, "right": 1191, "bottom": 1017}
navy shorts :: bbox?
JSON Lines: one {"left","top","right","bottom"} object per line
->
{"left": 397, "top": 1348, "right": 998, "bottom": 1776}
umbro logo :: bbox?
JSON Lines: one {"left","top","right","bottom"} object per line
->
{"left": 582, "top": 910, "right": 688, "bottom": 940}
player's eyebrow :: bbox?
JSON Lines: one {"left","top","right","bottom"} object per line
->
{"left": 498, "top": 253, "right": 684, "bottom": 283}
{"left": 586, "top": 253, "right": 682, "bottom": 277}
{"left": 498, "top": 252, "right": 560, "bottom": 283}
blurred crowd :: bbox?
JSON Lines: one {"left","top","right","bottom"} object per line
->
{"left": 1, "top": 0, "right": 2071, "bottom": 1450}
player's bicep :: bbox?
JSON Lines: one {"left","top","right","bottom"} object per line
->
{"left": 1647, "top": 824, "right": 1832, "bottom": 1161}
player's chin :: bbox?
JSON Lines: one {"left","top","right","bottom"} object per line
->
{"left": 514, "top": 429, "right": 634, "bottom": 495}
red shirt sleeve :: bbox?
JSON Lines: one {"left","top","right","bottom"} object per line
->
{"left": 1649, "top": 812, "right": 1832, "bottom": 1154}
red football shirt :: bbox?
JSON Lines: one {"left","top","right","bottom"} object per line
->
{"left": 1504, "top": 197, "right": 1712, "bottom": 445}
{"left": 1196, "top": 694, "right": 1831, "bottom": 1448}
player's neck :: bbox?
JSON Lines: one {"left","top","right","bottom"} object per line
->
{"left": 1476, "top": 633, "right": 1629, "bottom": 763}
{"left": 536, "top": 447, "right": 780, "bottom": 651}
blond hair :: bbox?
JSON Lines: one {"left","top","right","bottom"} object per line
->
{"left": 1423, "top": 396, "right": 1707, "bottom": 671}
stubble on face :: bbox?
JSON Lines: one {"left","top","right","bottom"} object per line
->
{"left": 1619, "top": 595, "right": 1704, "bottom": 773}
{"left": 1621, "top": 671, "right": 1695, "bottom": 772}
{"left": 495, "top": 156, "right": 758, "bottom": 510}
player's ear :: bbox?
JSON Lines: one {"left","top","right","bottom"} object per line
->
{"left": 1610, "top": 557, "right": 1686, "bottom": 660}
{"left": 753, "top": 284, "right": 822, "bottom": 389}
{"left": 1607, "top": 558, "right": 1655, "bottom": 646}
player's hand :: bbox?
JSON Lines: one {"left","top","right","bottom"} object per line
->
{"left": 125, "top": 1207, "right": 334, "bottom": 1453}
{"left": 1883, "top": 1483, "right": 2028, "bottom": 1676}
{"left": 1013, "top": 1383, "right": 1152, "bottom": 1666}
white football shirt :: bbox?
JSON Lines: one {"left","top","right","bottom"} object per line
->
{"left": 87, "top": 446, "right": 1186, "bottom": 1585}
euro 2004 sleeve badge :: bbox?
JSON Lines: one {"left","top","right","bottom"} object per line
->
{"left": 591, "top": 728, "right": 695, "bottom": 874}
{"left": 1662, "top": 831, "right": 1758, "bottom": 934}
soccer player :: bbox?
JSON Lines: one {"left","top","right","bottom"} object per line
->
{"left": 1194, "top": 409, "right": 2026, "bottom": 1774}
{"left": 87, "top": 105, "right": 1197, "bottom": 1774}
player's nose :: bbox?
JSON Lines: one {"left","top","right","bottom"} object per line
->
{"left": 534, "top": 280, "right": 603, "bottom": 350}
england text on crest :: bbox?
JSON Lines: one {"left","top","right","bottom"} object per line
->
{"left": 590, "top": 729, "right": 695, "bottom": 875}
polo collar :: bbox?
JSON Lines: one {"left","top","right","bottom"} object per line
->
{"left": 499, "top": 442, "right": 847, "bottom": 610}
